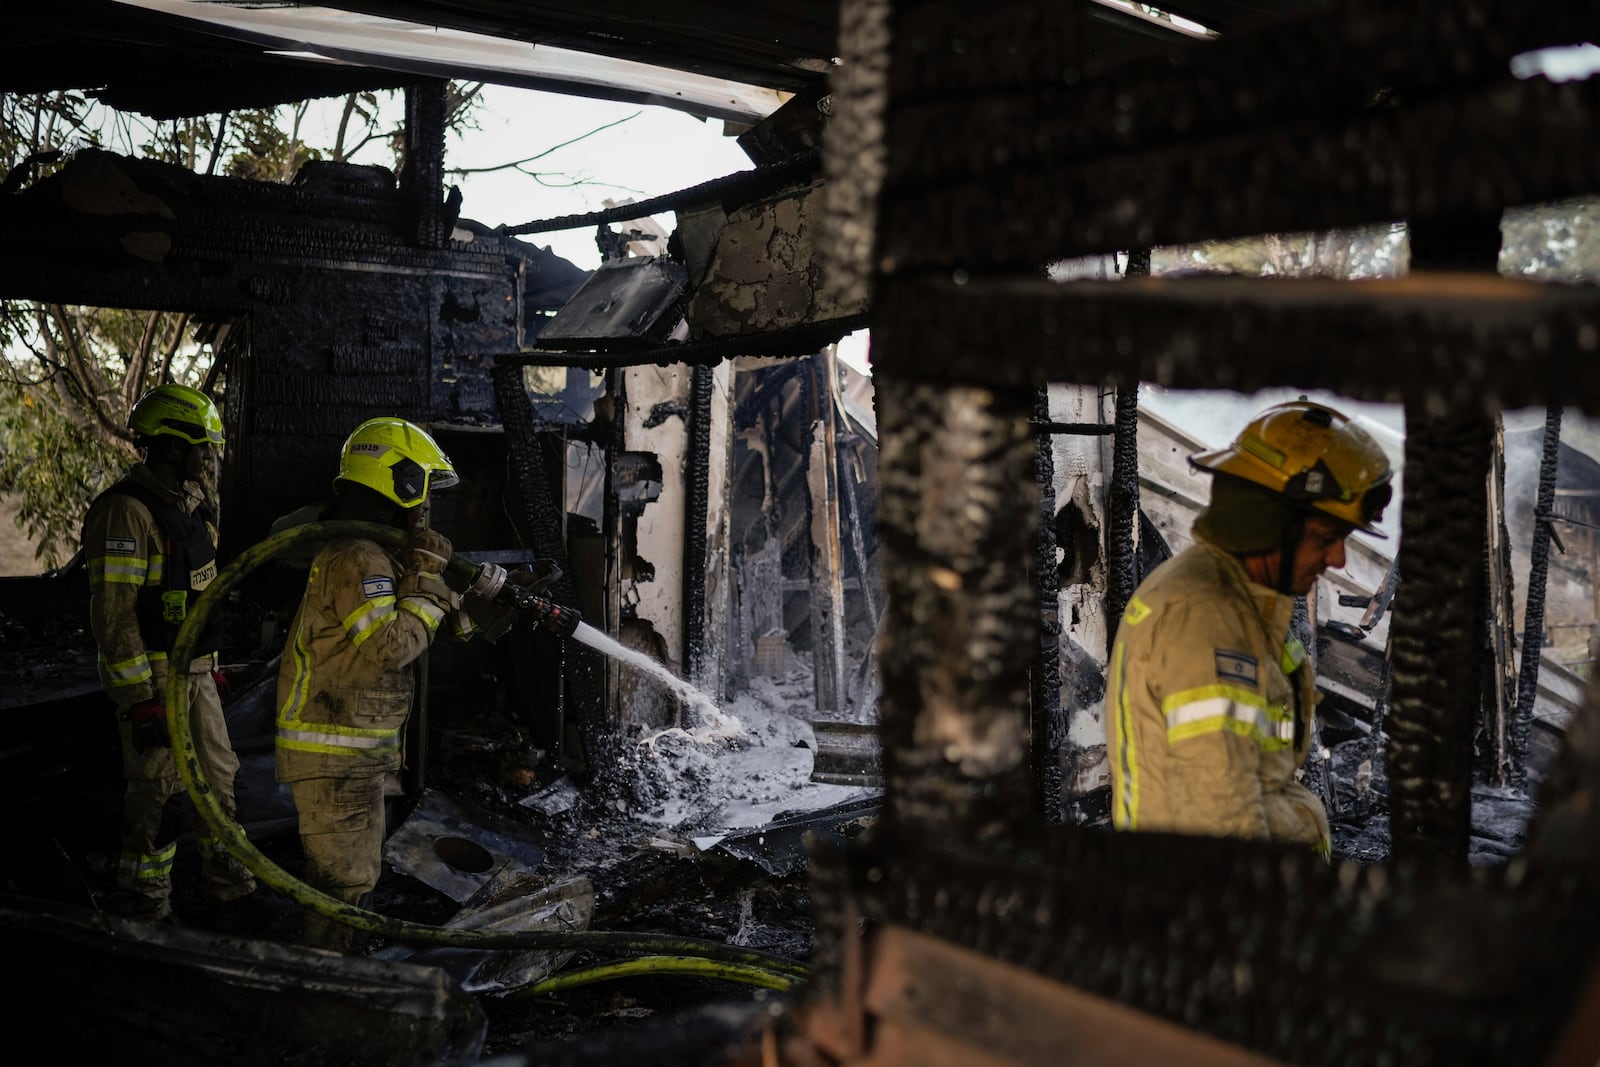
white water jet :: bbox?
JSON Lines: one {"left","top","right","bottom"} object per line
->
{"left": 568, "top": 620, "right": 744, "bottom": 746}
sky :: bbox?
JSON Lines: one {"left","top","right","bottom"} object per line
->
{"left": 433, "top": 84, "right": 756, "bottom": 271}
{"left": 327, "top": 82, "right": 873, "bottom": 371}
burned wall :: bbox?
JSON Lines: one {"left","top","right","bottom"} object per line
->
{"left": 0, "top": 149, "right": 523, "bottom": 553}
{"left": 614, "top": 361, "right": 736, "bottom": 726}
{"left": 684, "top": 178, "right": 867, "bottom": 337}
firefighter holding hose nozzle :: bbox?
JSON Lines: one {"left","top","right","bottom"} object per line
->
{"left": 273, "top": 416, "right": 470, "bottom": 952}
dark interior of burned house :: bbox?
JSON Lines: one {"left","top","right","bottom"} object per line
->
{"left": 2, "top": 2, "right": 1599, "bottom": 1065}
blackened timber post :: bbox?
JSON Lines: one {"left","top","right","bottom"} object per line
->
{"left": 874, "top": 372, "right": 1039, "bottom": 839}
{"left": 684, "top": 364, "right": 714, "bottom": 691}
{"left": 1103, "top": 248, "right": 1149, "bottom": 654}
{"left": 809, "top": 348, "right": 848, "bottom": 715}
{"left": 400, "top": 80, "right": 449, "bottom": 250}
{"left": 1386, "top": 216, "right": 1502, "bottom": 864}
{"left": 490, "top": 361, "right": 607, "bottom": 775}
{"left": 1514, "top": 405, "right": 1564, "bottom": 789}
{"left": 1033, "top": 385, "right": 1065, "bottom": 822}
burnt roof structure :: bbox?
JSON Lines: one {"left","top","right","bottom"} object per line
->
{"left": 4, "top": 0, "right": 1324, "bottom": 120}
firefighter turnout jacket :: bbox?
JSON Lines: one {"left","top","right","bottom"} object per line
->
{"left": 83, "top": 461, "right": 256, "bottom": 915}
{"left": 275, "top": 536, "right": 458, "bottom": 783}
{"left": 1106, "top": 539, "right": 1330, "bottom": 853}
{"left": 84, "top": 463, "right": 221, "bottom": 701}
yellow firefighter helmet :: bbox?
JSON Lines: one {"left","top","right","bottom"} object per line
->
{"left": 335, "top": 417, "right": 459, "bottom": 509}
{"left": 128, "top": 383, "right": 225, "bottom": 446}
{"left": 1190, "top": 400, "right": 1393, "bottom": 535}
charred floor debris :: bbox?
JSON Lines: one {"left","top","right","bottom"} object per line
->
{"left": 3, "top": 1, "right": 1600, "bottom": 1065}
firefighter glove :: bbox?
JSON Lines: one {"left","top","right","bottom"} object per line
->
{"left": 123, "top": 700, "right": 171, "bottom": 754}
{"left": 405, "top": 528, "right": 453, "bottom": 576}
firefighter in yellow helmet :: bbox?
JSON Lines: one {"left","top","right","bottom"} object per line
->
{"left": 274, "top": 416, "right": 465, "bottom": 952}
{"left": 1106, "top": 400, "right": 1393, "bottom": 856}
{"left": 81, "top": 383, "right": 259, "bottom": 922}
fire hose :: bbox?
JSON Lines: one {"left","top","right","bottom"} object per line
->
{"left": 163, "top": 519, "right": 806, "bottom": 993}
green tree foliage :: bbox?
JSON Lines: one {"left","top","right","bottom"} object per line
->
{"left": 0, "top": 376, "right": 132, "bottom": 567}
{"left": 0, "top": 299, "right": 206, "bottom": 565}
{"left": 0, "top": 86, "right": 483, "bottom": 568}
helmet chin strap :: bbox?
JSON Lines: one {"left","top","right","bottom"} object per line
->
{"left": 1276, "top": 514, "right": 1305, "bottom": 595}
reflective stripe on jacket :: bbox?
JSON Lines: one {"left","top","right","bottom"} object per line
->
{"left": 1106, "top": 539, "right": 1330, "bottom": 851}
{"left": 82, "top": 463, "right": 218, "bottom": 707}
{"left": 275, "top": 536, "right": 456, "bottom": 782}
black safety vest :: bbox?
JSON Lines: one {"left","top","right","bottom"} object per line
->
{"left": 102, "top": 479, "right": 224, "bottom": 655}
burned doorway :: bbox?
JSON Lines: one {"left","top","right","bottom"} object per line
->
{"left": 421, "top": 364, "right": 611, "bottom": 785}
{"left": 728, "top": 347, "right": 882, "bottom": 731}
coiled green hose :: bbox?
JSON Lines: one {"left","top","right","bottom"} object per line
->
{"left": 164, "top": 518, "right": 807, "bottom": 988}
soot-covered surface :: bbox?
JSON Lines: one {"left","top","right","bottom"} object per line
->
{"left": 1326, "top": 734, "right": 1540, "bottom": 867}
{"left": 362, "top": 664, "right": 875, "bottom": 1056}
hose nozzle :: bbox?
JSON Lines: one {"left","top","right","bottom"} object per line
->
{"left": 525, "top": 595, "right": 581, "bottom": 639}
{"left": 467, "top": 561, "right": 508, "bottom": 601}
{"left": 479, "top": 565, "right": 580, "bottom": 639}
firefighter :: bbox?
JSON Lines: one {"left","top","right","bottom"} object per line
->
{"left": 274, "top": 416, "right": 462, "bottom": 952}
{"left": 1106, "top": 399, "right": 1394, "bottom": 856}
{"left": 82, "top": 383, "right": 258, "bottom": 921}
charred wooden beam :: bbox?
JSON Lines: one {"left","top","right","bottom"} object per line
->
{"left": 818, "top": 0, "right": 891, "bottom": 317}
{"left": 400, "top": 81, "right": 450, "bottom": 250}
{"left": 1387, "top": 412, "right": 1490, "bottom": 863}
{"left": 1032, "top": 385, "right": 1065, "bottom": 821}
{"left": 889, "top": 2, "right": 1594, "bottom": 129}
{"left": 871, "top": 273, "right": 1600, "bottom": 413}
{"left": 683, "top": 364, "right": 714, "bottom": 689}
{"left": 807, "top": 353, "right": 847, "bottom": 713}
{"left": 878, "top": 2, "right": 1600, "bottom": 269}
{"left": 808, "top": 819, "right": 1600, "bottom": 1067}
{"left": 1513, "top": 408, "right": 1565, "bottom": 791}
{"left": 499, "top": 151, "right": 822, "bottom": 238}
{"left": 489, "top": 362, "right": 606, "bottom": 772}
{"left": 1032, "top": 421, "right": 1116, "bottom": 436}
{"left": 1385, "top": 216, "right": 1501, "bottom": 865}
{"left": 1103, "top": 248, "right": 1150, "bottom": 654}
{"left": 497, "top": 312, "right": 870, "bottom": 370}
{"left": 874, "top": 372, "right": 1038, "bottom": 838}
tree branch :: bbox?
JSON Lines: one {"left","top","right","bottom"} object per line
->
{"left": 447, "top": 111, "right": 640, "bottom": 176}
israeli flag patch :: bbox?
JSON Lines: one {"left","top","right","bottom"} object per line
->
{"left": 361, "top": 576, "right": 396, "bottom": 599}
{"left": 1215, "top": 649, "right": 1259, "bottom": 688}
{"left": 104, "top": 536, "right": 137, "bottom": 555}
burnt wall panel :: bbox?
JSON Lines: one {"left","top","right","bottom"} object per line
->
{"left": 686, "top": 179, "right": 868, "bottom": 337}
{"left": 432, "top": 272, "right": 521, "bottom": 418}
{"left": 235, "top": 270, "right": 438, "bottom": 543}
{"left": 0, "top": 150, "right": 521, "bottom": 554}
